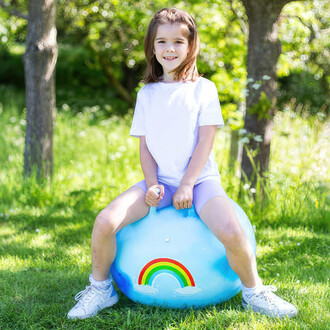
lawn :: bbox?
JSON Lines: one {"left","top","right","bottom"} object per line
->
{"left": 0, "top": 86, "right": 329, "bottom": 329}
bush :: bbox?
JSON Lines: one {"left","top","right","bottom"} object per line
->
{"left": 0, "top": 45, "right": 131, "bottom": 116}
{"left": 0, "top": 47, "right": 25, "bottom": 87}
{"left": 0, "top": 44, "right": 111, "bottom": 89}
{"left": 278, "top": 71, "right": 329, "bottom": 115}
{"left": 56, "top": 45, "right": 108, "bottom": 89}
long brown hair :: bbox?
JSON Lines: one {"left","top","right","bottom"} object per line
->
{"left": 143, "top": 8, "right": 200, "bottom": 83}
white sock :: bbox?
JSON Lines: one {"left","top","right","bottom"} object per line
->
{"left": 89, "top": 274, "right": 112, "bottom": 290}
{"left": 242, "top": 278, "right": 263, "bottom": 296}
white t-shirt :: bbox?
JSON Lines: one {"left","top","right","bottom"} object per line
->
{"left": 130, "top": 77, "right": 224, "bottom": 187}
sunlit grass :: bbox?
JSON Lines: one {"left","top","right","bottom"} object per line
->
{"left": 0, "top": 86, "right": 329, "bottom": 328}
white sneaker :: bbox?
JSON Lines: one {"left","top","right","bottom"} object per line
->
{"left": 242, "top": 285, "right": 297, "bottom": 318}
{"left": 67, "top": 283, "right": 119, "bottom": 319}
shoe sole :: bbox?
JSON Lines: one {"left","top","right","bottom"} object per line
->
{"left": 68, "top": 294, "right": 119, "bottom": 320}
{"left": 242, "top": 301, "right": 297, "bottom": 318}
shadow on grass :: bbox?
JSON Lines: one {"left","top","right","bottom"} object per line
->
{"left": 256, "top": 230, "right": 330, "bottom": 284}
{"left": 2, "top": 209, "right": 95, "bottom": 240}
{"left": 0, "top": 266, "right": 245, "bottom": 329}
{"left": 1, "top": 206, "right": 329, "bottom": 328}
{"left": 0, "top": 210, "right": 97, "bottom": 270}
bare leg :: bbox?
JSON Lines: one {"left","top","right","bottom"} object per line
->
{"left": 199, "top": 196, "right": 259, "bottom": 288}
{"left": 91, "top": 186, "right": 149, "bottom": 281}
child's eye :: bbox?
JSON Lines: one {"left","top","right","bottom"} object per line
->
{"left": 157, "top": 40, "right": 165, "bottom": 43}
{"left": 175, "top": 41, "right": 183, "bottom": 44}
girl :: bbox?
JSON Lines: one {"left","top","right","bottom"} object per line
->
{"left": 68, "top": 8, "right": 297, "bottom": 319}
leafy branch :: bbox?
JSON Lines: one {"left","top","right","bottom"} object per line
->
{"left": 0, "top": 0, "right": 27, "bottom": 20}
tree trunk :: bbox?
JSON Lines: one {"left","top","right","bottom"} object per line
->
{"left": 241, "top": 0, "right": 291, "bottom": 185}
{"left": 23, "top": 0, "right": 57, "bottom": 180}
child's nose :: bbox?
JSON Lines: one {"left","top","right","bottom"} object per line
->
{"left": 166, "top": 44, "right": 175, "bottom": 52}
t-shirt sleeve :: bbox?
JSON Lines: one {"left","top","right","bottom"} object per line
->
{"left": 198, "top": 81, "right": 224, "bottom": 128}
{"left": 130, "top": 90, "right": 146, "bottom": 137}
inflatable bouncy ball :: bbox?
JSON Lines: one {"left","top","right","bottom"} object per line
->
{"left": 110, "top": 198, "right": 256, "bottom": 308}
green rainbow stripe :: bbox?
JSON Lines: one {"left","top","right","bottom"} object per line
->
{"left": 138, "top": 258, "right": 195, "bottom": 287}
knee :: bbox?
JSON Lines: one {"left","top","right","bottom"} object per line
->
{"left": 94, "top": 210, "right": 118, "bottom": 236}
{"left": 219, "top": 223, "right": 246, "bottom": 249}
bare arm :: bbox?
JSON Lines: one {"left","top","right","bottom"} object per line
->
{"left": 139, "top": 136, "right": 164, "bottom": 206}
{"left": 173, "top": 125, "right": 217, "bottom": 210}
{"left": 140, "top": 136, "right": 158, "bottom": 188}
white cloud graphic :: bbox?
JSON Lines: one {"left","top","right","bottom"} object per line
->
{"left": 134, "top": 284, "right": 158, "bottom": 295}
{"left": 175, "top": 286, "right": 202, "bottom": 295}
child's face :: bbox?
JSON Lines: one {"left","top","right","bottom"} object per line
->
{"left": 154, "top": 23, "right": 190, "bottom": 80}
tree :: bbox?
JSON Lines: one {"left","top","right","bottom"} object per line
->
{"left": 240, "top": 0, "right": 305, "bottom": 187}
{"left": 23, "top": 0, "right": 57, "bottom": 180}
{"left": 277, "top": 1, "right": 330, "bottom": 115}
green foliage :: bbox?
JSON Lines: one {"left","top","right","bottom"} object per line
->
{"left": 278, "top": 70, "right": 329, "bottom": 115}
{"left": 0, "top": 44, "right": 131, "bottom": 116}
{"left": 278, "top": 1, "right": 329, "bottom": 116}
{"left": 194, "top": 0, "right": 247, "bottom": 117}
{"left": 0, "top": 47, "right": 25, "bottom": 87}
{"left": 279, "top": 1, "right": 329, "bottom": 78}
{"left": 55, "top": 45, "right": 132, "bottom": 116}
{"left": 0, "top": 44, "right": 110, "bottom": 90}
{"left": 0, "top": 86, "right": 329, "bottom": 328}
{"left": 56, "top": 45, "right": 108, "bottom": 89}
{"left": 0, "top": 2, "right": 27, "bottom": 45}
{"left": 248, "top": 92, "right": 272, "bottom": 120}
{"left": 1, "top": 0, "right": 328, "bottom": 123}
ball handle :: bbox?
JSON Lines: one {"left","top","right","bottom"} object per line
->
{"left": 149, "top": 187, "right": 196, "bottom": 217}
{"left": 149, "top": 187, "right": 161, "bottom": 215}
{"left": 149, "top": 207, "right": 157, "bottom": 215}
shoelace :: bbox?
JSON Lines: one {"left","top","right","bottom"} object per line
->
{"left": 255, "top": 285, "right": 278, "bottom": 307}
{"left": 75, "top": 285, "right": 96, "bottom": 303}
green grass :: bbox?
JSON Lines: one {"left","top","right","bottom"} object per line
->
{"left": 0, "top": 85, "right": 329, "bottom": 329}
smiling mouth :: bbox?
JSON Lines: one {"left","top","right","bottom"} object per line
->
{"left": 163, "top": 56, "right": 178, "bottom": 60}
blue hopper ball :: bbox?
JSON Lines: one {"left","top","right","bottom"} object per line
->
{"left": 110, "top": 198, "right": 256, "bottom": 308}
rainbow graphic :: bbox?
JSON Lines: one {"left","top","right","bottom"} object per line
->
{"left": 138, "top": 258, "right": 195, "bottom": 288}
